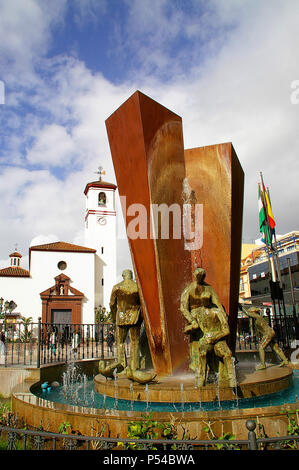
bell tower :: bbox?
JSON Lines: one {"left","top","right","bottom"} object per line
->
{"left": 84, "top": 167, "right": 117, "bottom": 309}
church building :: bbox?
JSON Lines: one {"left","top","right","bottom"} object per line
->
{"left": 0, "top": 170, "right": 117, "bottom": 326}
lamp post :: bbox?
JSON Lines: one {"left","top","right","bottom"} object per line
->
{"left": 0, "top": 297, "right": 3, "bottom": 315}
{"left": 0, "top": 299, "right": 8, "bottom": 367}
{"left": 0, "top": 298, "right": 4, "bottom": 335}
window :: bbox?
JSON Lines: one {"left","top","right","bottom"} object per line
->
{"left": 101, "top": 247, "right": 104, "bottom": 254}
{"left": 101, "top": 278, "right": 104, "bottom": 286}
{"left": 98, "top": 192, "right": 106, "bottom": 206}
{"left": 58, "top": 261, "right": 67, "bottom": 270}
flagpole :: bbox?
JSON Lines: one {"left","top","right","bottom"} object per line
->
{"left": 267, "top": 186, "right": 283, "bottom": 288}
{"left": 266, "top": 185, "right": 288, "bottom": 328}
{"left": 259, "top": 173, "right": 281, "bottom": 340}
{"left": 260, "top": 172, "right": 287, "bottom": 347}
{"left": 260, "top": 173, "right": 277, "bottom": 281}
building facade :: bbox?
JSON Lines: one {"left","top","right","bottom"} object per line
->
{"left": 0, "top": 174, "right": 118, "bottom": 325}
{"left": 239, "top": 231, "right": 299, "bottom": 315}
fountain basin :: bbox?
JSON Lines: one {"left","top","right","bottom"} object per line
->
{"left": 10, "top": 362, "right": 299, "bottom": 440}
{"left": 94, "top": 365, "right": 293, "bottom": 402}
{"left": 11, "top": 378, "right": 298, "bottom": 440}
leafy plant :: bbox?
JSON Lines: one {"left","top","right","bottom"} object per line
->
{"left": 215, "top": 432, "right": 240, "bottom": 450}
{"left": 0, "top": 439, "right": 8, "bottom": 450}
{"left": 279, "top": 410, "right": 299, "bottom": 449}
{"left": 89, "top": 420, "right": 110, "bottom": 450}
{"left": 58, "top": 421, "right": 72, "bottom": 434}
{"left": 126, "top": 413, "right": 159, "bottom": 449}
{"left": 203, "top": 420, "right": 240, "bottom": 450}
{"left": 255, "top": 416, "right": 268, "bottom": 450}
{"left": 20, "top": 316, "right": 33, "bottom": 342}
{"left": 95, "top": 306, "right": 112, "bottom": 324}
{"left": 0, "top": 402, "right": 17, "bottom": 427}
{"left": 124, "top": 414, "right": 195, "bottom": 451}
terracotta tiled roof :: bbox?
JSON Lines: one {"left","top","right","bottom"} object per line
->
{"left": 0, "top": 266, "right": 30, "bottom": 277}
{"left": 30, "top": 241, "right": 96, "bottom": 253}
{"left": 84, "top": 180, "right": 117, "bottom": 195}
{"left": 9, "top": 251, "right": 22, "bottom": 258}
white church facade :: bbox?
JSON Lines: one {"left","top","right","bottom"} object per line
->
{"left": 0, "top": 174, "right": 117, "bottom": 326}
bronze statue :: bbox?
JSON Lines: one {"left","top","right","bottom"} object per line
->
{"left": 110, "top": 269, "right": 142, "bottom": 372}
{"left": 240, "top": 304, "right": 289, "bottom": 370}
{"left": 181, "top": 268, "right": 236, "bottom": 387}
{"left": 125, "top": 366, "right": 157, "bottom": 384}
{"left": 98, "top": 360, "right": 124, "bottom": 380}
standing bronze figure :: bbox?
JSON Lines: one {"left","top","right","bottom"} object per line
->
{"left": 240, "top": 304, "right": 289, "bottom": 370}
{"left": 110, "top": 269, "right": 142, "bottom": 371}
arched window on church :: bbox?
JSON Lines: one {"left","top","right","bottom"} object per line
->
{"left": 98, "top": 192, "right": 106, "bottom": 206}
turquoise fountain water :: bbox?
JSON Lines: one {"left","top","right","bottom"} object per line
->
{"left": 33, "top": 365, "right": 299, "bottom": 413}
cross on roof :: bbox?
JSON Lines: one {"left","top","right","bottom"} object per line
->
{"left": 95, "top": 166, "right": 106, "bottom": 181}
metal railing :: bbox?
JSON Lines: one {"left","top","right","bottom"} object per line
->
{"left": 1, "top": 316, "right": 297, "bottom": 366}
{"left": 0, "top": 321, "right": 122, "bottom": 367}
{"left": 0, "top": 420, "right": 298, "bottom": 450}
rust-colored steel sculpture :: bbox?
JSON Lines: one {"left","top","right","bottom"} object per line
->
{"left": 106, "top": 91, "right": 192, "bottom": 376}
{"left": 106, "top": 91, "right": 244, "bottom": 375}
{"left": 184, "top": 143, "right": 244, "bottom": 352}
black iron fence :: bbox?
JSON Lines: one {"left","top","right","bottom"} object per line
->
{"left": 0, "top": 320, "right": 121, "bottom": 367}
{"left": 0, "top": 420, "right": 298, "bottom": 450}
{"left": 1, "top": 316, "right": 298, "bottom": 367}
{"left": 236, "top": 315, "right": 297, "bottom": 351}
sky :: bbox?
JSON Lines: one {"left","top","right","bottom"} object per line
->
{"left": 0, "top": 0, "right": 298, "bottom": 276}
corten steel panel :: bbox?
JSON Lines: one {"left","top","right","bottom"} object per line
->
{"left": 106, "top": 91, "right": 192, "bottom": 376}
{"left": 184, "top": 143, "right": 244, "bottom": 352}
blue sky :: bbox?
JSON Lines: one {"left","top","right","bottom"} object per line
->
{"left": 0, "top": 0, "right": 299, "bottom": 273}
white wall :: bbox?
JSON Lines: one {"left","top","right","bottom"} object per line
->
{"left": 0, "top": 250, "right": 95, "bottom": 323}
{"left": 29, "top": 250, "right": 95, "bottom": 323}
{"left": 0, "top": 276, "right": 33, "bottom": 319}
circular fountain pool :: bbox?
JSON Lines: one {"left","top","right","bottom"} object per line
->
{"left": 11, "top": 361, "right": 299, "bottom": 440}
{"left": 32, "top": 367, "right": 299, "bottom": 413}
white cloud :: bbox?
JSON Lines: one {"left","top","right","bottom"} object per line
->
{"left": 0, "top": 0, "right": 67, "bottom": 84}
{"left": 70, "top": 0, "right": 107, "bottom": 27}
{"left": 136, "top": 0, "right": 299, "bottom": 241}
{"left": 29, "top": 234, "right": 59, "bottom": 247}
{"left": 26, "top": 124, "right": 76, "bottom": 167}
{"left": 0, "top": 0, "right": 298, "bottom": 272}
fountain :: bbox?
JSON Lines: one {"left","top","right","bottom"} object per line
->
{"left": 180, "top": 383, "right": 185, "bottom": 414}
{"left": 11, "top": 91, "right": 298, "bottom": 440}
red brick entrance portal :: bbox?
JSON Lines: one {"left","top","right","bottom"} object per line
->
{"left": 40, "top": 274, "right": 84, "bottom": 324}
